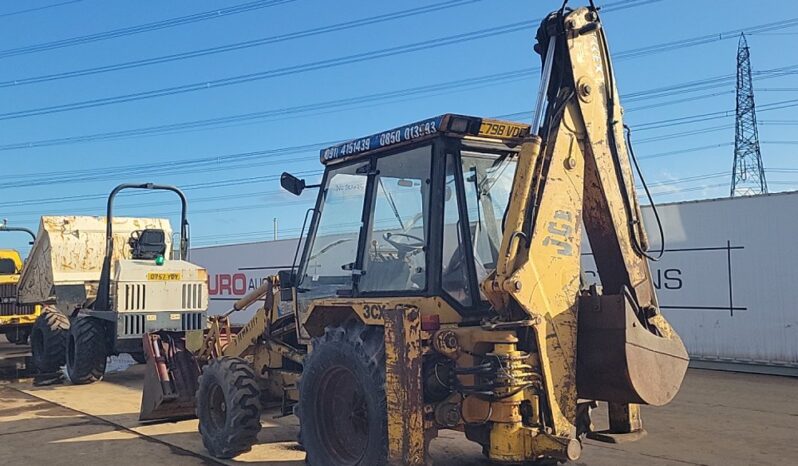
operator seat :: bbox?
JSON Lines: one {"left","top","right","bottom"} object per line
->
{"left": 129, "top": 229, "right": 167, "bottom": 260}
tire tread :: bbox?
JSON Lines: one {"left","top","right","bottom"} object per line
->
{"left": 197, "top": 357, "right": 262, "bottom": 459}
{"left": 65, "top": 317, "right": 106, "bottom": 384}
{"left": 31, "top": 306, "right": 69, "bottom": 373}
{"left": 299, "top": 319, "right": 387, "bottom": 466}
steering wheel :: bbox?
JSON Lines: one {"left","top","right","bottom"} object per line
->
{"left": 383, "top": 232, "right": 424, "bottom": 256}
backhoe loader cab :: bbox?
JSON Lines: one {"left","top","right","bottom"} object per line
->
{"left": 285, "top": 114, "right": 529, "bottom": 330}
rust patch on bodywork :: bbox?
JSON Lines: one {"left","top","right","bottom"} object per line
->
{"left": 383, "top": 305, "right": 425, "bottom": 465}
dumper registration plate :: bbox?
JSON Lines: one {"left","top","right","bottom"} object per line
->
{"left": 146, "top": 272, "right": 182, "bottom": 281}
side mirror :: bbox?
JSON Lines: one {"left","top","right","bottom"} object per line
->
{"left": 281, "top": 172, "right": 306, "bottom": 196}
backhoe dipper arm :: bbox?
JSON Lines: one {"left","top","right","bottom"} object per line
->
{"left": 483, "top": 4, "right": 687, "bottom": 446}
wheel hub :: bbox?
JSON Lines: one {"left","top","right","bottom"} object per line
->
{"left": 316, "top": 366, "right": 369, "bottom": 464}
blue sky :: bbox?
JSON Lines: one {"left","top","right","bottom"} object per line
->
{"left": 1, "top": 0, "right": 796, "bottom": 254}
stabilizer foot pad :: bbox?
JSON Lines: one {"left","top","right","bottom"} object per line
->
{"left": 586, "top": 429, "right": 647, "bottom": 444}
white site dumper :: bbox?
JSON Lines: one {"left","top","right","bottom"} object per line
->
{"left": 18, "top": 183, "right": 207, "bottom": 384}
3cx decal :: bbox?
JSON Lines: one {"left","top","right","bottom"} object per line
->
{"left": 362, "top": 304, "right": 386, "bottom": 320}
{"left": 361, "top": 303, "right": 411, "bottom": 320}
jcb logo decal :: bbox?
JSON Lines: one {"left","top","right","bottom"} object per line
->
{"left": 542, "top": 210, "right": 575, "bottom": 256}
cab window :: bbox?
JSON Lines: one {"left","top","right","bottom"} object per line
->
{"left": 0, "top": 258, "right": 17, "bottom": 275}
{"left": 460, "top": 151, "right": 516, "bottom": 283}
{"left": 441, "top": 153, "right": 473, "bottom": 306}
{"left": 297, "top": 162, "right": 368, "bottom": 304}
{"left": 359, "top": 146, "right": 431, "bottom": 293}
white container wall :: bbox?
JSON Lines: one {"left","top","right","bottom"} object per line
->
{"left": 191, "top": 191, "right": 798, "bottom": 374}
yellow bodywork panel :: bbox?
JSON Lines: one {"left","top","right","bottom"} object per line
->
{"left": 0, "top": 249, "right": 42, "bottom": 328}
{"left": 301, "top": 295, "right": 464, "bottom": 340}
{"left": 383, "top": 306, "right": 425, "bottom": 466}
{"left": 0, "top": 249, "right": 23, "bottom": 272}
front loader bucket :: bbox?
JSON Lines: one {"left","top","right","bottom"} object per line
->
{"left": 576, "top": 293, "right": 688, "bottom": 406}
{"left": 139, "top": 331, "right": 201, "bottom": 422}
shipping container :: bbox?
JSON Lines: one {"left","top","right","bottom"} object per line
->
{"left": 191, "top": 191, "right": 798, "bottom": 375}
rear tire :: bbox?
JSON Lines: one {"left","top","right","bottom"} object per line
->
{"left": 65, "top": 317, "right": 107, "bottom": 384}
{"left": 130, "top": 352, "right": 147, "bottom": 364}
{"left": 299, "top": 319, "right": 387, "bottom": 466}
{"left": 31, "top": 306, "right": 69, "bottom": 373}
{"left": 197, "top": 357, "right": 262, "bottom": 459}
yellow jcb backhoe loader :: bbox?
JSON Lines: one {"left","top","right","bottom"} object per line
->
{"left": 141, "top": 3, "right": 688, "bottom": 464}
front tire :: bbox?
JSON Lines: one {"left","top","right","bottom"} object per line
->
{"left": 299, "top": 319, "right": 387, "bottom": 466}
{"left": 197, "top": 357, "right": 262, "bottom": 459}
{"left": 65, "top": 317, "right": 107, "bottom": 384}
{"left": 31, "top": 306, "right": 69, "bottom": 373}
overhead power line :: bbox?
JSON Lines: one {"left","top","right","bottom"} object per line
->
{"left": 1, "top": 60, "right": 794, "bottom": 154}
{"left": 495, "top": 96, "right": 798, "bottom": 125}
{"left": 0, "top": 48, "right": 794, "bottom": 158}
{"left": 634, "top": 124, "right": 732, "bottom": 145}
{"left": 632, "top": 98, "right": 798, "bottom": 131}
{"left": 0, "top": 1, "right": 770, "bottom": 122}
{"left": 0, "top": 69, "right": 531, "bottom": 152}
{"left": 651, "top": 183, "right": 729, "bottom": 197}
{"left": 0, "top": 21, "right": 533, "bottom": 121}
{"left": 625, "top": 90, "right": 735, "bottom": 112}
{"left": 0, "top": 0, "right": 649, "bottom": 89}
{"left": 0, "top": 0, "right": 82, "bottom": 19}
{"left": 639, "top": 143, "right": 733, "bottom": 160}
{"left": 5, "top": 168, "right": 746, "bottom": 224}
{"left": 760, "top": 119, "right": 798, "bottom": 125}
{"left": 3, "top": 90, "right": 798, "bottom": 195}
{"left": 0, "top": 0, "right": 485, "bottom": 88}
{"left": 0, "top": 0, "right": 295, "bottom": 59}
{"left": 0, "top": 135, "right": 780, "bottom": 208}
{"left": 639, "top": 172, "right": 730, "bottom": 189}
{"left": 0, "top": 168, "right": 323, "bottom": 208}
{"left": 0, "top": 142, "right": 330, "bottom": 190}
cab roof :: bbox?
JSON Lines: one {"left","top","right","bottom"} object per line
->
{"left": 320, "top": 113, "right": 530, "bottom": 165}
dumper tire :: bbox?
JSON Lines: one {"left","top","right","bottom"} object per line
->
{"left": 299, "top": 319, "right": 387, "bottom": 466}
{"left": 130, "top": 352, "right": 147, "bottom": 364}
{"left": 4, "top": 328, "right": 20, "bottom": 344}
{"left": 65, "top": 316, "right": 107, "bottom": 384}
{"left": 197, "top": 357, "right": 262, "bottom": 459}
{"left": 7, "top": 326, "right": 31, "bottom": 345}
{"left": 31, "top": 306, "right": 69, "bottom": 373}
{"left": 16, "top": 327, "right": 31, "bottom": 345}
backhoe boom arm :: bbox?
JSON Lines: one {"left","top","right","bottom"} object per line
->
{"left": 483, "top": 4, "right": 688, "bottom": 445}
